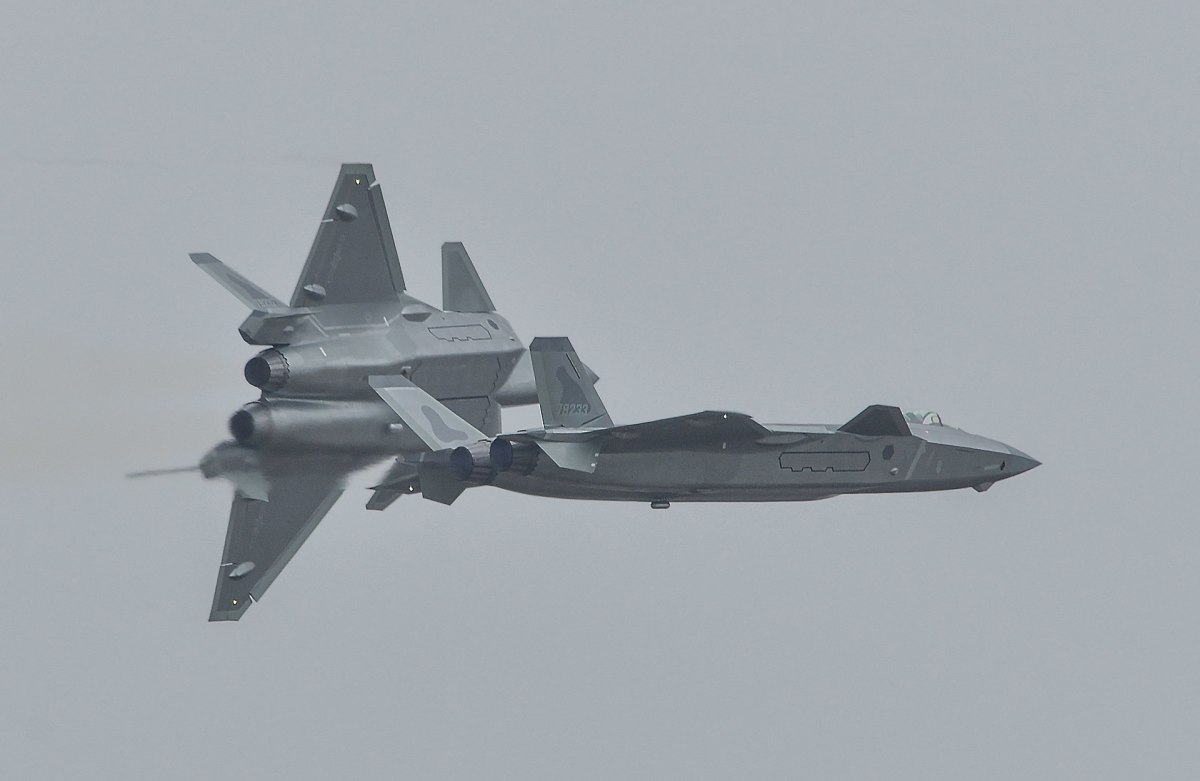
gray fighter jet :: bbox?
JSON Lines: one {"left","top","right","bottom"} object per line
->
{"left": 368, "top": 337, "right": 1039, "bottom": 508}
{"left": 182, "top": 163, "right": 557, "bottom": 620}
{"left": 173, "top": 163, "right": 1036, "bottom": 622}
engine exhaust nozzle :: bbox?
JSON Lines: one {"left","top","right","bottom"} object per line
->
{"left": 229, "top": 402, "right": 271, "bottom": 447}
{"left": 244, "top": 349, "right": 289, "bottom": 392}
{"left": 449, "top": 441, "right": 496, "bottom": 485}
{"left": 490, "top": 438, "right": 539, "bottom": 476}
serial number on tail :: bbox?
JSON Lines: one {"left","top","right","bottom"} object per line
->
{"left": 559, "top": 403, "right": 592, "bottom": 415}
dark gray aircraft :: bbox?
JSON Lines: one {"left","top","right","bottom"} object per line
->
{"left": 180, "top": 163, "right": 563, "bottom": 620}
{"left": 368, "top": 337, "right": 1039, "bottom": 509}
{"left": 171, "top": 162, "right": 1037, "bottom": 622}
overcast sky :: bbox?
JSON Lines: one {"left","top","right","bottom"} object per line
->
{"left": 2, "top": 2, "right": 1197, "bottom": 778}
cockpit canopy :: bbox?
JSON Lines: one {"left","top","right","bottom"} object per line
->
{"left": 905, "top": 409, "right": 943, "bottom": 426}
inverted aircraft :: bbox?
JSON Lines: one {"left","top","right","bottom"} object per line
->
{"left": 177, "top": 164, "right": 566, "bottom": 620}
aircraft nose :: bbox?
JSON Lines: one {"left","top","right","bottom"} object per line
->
{"left": 1005, "top": 446, "right": 1041, "bottom": 475}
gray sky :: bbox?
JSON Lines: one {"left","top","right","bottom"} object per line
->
{"left": 2, "top": 2, "right": 1197, "bottom": 778}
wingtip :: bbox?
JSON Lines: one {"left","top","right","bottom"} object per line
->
{"left": 208, "top": 606, "right": 249, "bottom": 622}
{"left": 209, "top": 587, "right": 254, "bottom": 621}
{"left": 338, "top": 162, "right": 376, "bottom": 178}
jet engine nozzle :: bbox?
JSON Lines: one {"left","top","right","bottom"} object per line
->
{"left": 449, "top": 441, "right": 496, "bottom": 485}
{"left": 229, "top": 402, "right": 272, "bottom": 447}
{"left": 490, "top": 438, "right": 539, "bottom": 476}
{"left": 244, "top": 349, "right": 290, "bottom": 392}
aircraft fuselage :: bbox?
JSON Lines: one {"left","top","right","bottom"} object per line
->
{"left": 227, "top": 301, "right": 538, "bottom": 455}
{"left": 492, "top": 423, "right": 1039, "bottom": 504}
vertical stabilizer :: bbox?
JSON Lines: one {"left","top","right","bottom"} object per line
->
{"left": 442, "top": 242, "right": 496, "bottom": 313}
{"left": 529, "top": 337, "right": 613, "bottom": 429}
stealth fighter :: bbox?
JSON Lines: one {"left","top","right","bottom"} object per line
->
{"left": 372, "top": 338, "right": 1040, "bottom": 509}
{"left": 174, "top": 162, "right": 1037, "bottom": 622}
{"left": 183, "top": 164, "right": 559, "bottom": 620}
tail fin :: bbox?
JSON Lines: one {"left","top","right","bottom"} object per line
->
{"left": 529, "top": 337, "right": 613, "bottom": 429}
{"left": 442, "top": 242, "right": 496, "bottom": 313}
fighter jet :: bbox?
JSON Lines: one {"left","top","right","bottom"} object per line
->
{"left": 369, "top": 337, "right": 1039, "bottom": 508}
{"left": 177, "top": 163, "right": 560, "bottom": 620}
{"left": 163, "top": 163, "right": 1036, "bottom": 622}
